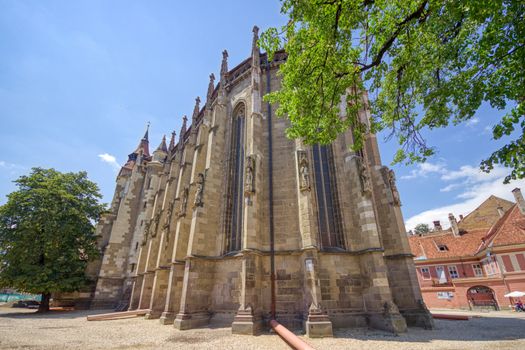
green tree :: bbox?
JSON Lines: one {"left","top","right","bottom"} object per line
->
{"left": 0, "top": 168, "right": 105, "bottom": 312}
{"left": 260, "top": 0, "right": 524, "bottom": 183}
{"left": 414, "top": 223, "right": 430, "bottom": 234}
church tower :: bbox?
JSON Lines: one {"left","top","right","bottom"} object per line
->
{"left": 92, "top": 27, "right": 433, "bottom": 336}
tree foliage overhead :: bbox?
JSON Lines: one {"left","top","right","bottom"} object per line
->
{"left": 0, "top": 168, "right": 105, "bottom": 311}
{"left": 260, "top": 0, "right": 524, "bottom": 183}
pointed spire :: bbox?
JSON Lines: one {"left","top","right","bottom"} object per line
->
{"left": 252, "top": 25, "right": 260, "bottom": 68}
{"left": 192, "top": 97, "right": 201, "bottom": 122}
{"left": 143, "top": 122, "right": 150, "bottom": 141}
{"left": 169, "top": 130, "right": 176, "bottom": 151}
{"left": 127, "top": 123, "right": 151, "bottom": 165}
{"left": 206, "top": 73, "right": 215, "bottom": 109}
{"left": 180, "top": 115, "right": 188, "bottom": 139}
{"left": 220, "top": 50, "right": 229, "bottom": 82}
{"left": 133, "top": 122, "right": 150, "bottom": 158}
{"left": 156, "top": 135, "right": 168, "bottom": 153}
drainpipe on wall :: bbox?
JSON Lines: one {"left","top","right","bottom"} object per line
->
{"left": 265, "top": 56, "right": 276, "bottom": 320}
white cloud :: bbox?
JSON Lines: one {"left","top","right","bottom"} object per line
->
{"left": 465, "top": 117, "right": 479, "bottom": 127}
{"left": 98, "top": 153, "right": 120, "bottom": 171}
{"left": 440, "top": 165, "right": 506, "bottom": 183}
{"left": 405, "top": 163, "right": 525, "bottom": 231}
{"left": 400, "top": 162, "right": 447, "bottom": 180}
{"left": 440, "top": 183, "right": 461, "bottom": 192}
{"left": 482, "top": 125, "right": 493, "bottom": 135}
{"left": 0, "top": 160, "right": 25, "bottom": 174}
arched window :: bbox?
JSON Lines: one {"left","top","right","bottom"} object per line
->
{"left": 225, "top": 103, "right": 246, "bottom": 253}
{"left": 312, "top": 144, "right": 345, "bottom": 250}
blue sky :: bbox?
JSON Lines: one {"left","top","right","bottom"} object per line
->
{"left": 1, "top": 0, "right": 523, "bottom": 231}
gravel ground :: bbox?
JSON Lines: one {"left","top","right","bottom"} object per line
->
{"left": 1, "top": 307, "right": 525, "bottom": 350}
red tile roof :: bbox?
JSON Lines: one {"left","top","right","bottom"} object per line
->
{"left": 409, "top": 202, "right": 525, "bottom": 260}
{"left": 409, "top": 229, "right": 488, "bottom": 260}
{"left": 477, "top": 204, "right": 525, "bottom": 252}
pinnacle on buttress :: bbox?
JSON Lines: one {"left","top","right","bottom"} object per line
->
{"left": 252, "top": 25, "right": 260, "bottom": 68}
{"left": 152, "top": 134, "right": 168, "bottom": 163}
{"left": 180, "top": 115, "right": 188, "bottom": 138}
{"left": 155, "top": 135, "right": 168, "bottom": 153}
{"left": 206, "top": 73, "right": 215, "bottom": 109}
{"left": 192, "top": 97, "right": 201, "bottom": 122}
{"left": 169, "top": 130, "right": 176, "bottom": 151}
{"left": 220, "top": 50, "right": 229, "bottom": 82}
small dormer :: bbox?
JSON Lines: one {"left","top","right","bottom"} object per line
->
{"left": 437, "top": 244, "right": 449, "bottom": 252}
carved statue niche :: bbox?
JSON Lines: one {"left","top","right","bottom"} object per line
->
{"left": 163, "top": 201, "right": 174, "bottom": 232}
{"left": 150, "top": 211, "right": 161, "bottom": 238}
{"left": 297, "top": 150, "right": 310, "bottom": 191}
{"left": 142, "top": 220, "right": 151, "bottom": 245}
{"left": 388, "top": 169, "right": 401, "bottom": 206}
{"left": 244, "top": 155, "right": 256, "bottom": 195}
{"left": 193, "top": 173, "right": 205, "bottom": 208}
{"left": 178, "top": 186, "right": 189, "bottom": 217}
{"left": 356, "top": 156, "right": 372, "bottom": 195}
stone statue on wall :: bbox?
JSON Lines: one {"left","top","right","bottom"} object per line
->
{"left": 388, "top": 169, "right": 401, "bottom": 206}
{"left": 194, "top": 173, "right": 205, "bottom": 207}
{"left": 357, "top": 157, "right": 372, "bottom": 195}
{"left": 178, "top": 186, "right": 189, "bottom": 217}
{"left": 142, "top": 220, "right": 151, "bottom": 244}
{"left": 297, "top": 151, "right": 310, "bottom": 191}
{"left": 244, "top": 156, "right": 255, "bottom": 194}
{"left": 151, "top": 211, "right": 161, "bottom": 238}
{"left": 163, "top": 201, "right": 174, "bottom": 232}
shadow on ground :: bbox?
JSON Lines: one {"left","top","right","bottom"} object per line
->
{"left": 0, "top": 308, "right": 112, "bottom": 320}
{"left": 329, "top": 316, "right": 525, "bottom": 343}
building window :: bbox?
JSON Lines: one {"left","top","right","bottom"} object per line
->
{"left": 448, "top": 265, "right": 459, "bottom": 279}
{"left": 436, "top": 266, "right": 447, "bottom": 283}
{"left": 135, "top": 242, "right": 139, "bottom": 251}
{"left": 312, "top": 144, "right": 345, "bottom": 249}
{"left": 420, "top": 267, "right": 431, "bottom": 280}
{"left": 437, "top": 292, "right": 454, "bottom": 299}
{"left": 472, "top": 264, "right": 483, "bottom": 277}
{"left": 437, "top": 244, "right": 449, "bottom": 251}
{"left": 225, "top": 104, "right": 245, "bottom": 253}
{"left": 483, "top": 257, "right": 499, "bottom": 275}
{"left": 130, "top": 263, "right": 136, "bottom": 273}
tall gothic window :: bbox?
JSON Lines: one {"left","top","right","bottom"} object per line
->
{"left": 312, "top": 144, "right": 345, "bottom": 249}
{"left": 225, "top": 104, "right": 246, "bottom": 252}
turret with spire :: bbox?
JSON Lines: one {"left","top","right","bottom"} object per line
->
{"left": 123, "top": 123, "right": 151, "bottom": 170}
{"left": 152, "top": 135, "right": 168, "bottom": 163}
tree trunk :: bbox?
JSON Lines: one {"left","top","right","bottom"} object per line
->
{"left": 38, "top": 292, "right": 51, "bottom": 313}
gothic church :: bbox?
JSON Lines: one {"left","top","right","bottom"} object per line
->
{"left": 91, "top": 26, "right": 433, "bottom": 337}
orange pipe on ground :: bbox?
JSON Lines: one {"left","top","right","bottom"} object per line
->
{"left": 269, "top": 319, "right": 315, "bottom": 350}
{"left": 432, "top": 314, "right": 469, "bottom": 320}
{"left": 86, "top": 309, "right": 149, "bottom": 321}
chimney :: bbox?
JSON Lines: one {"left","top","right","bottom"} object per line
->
{"left": 433, "top": 220, "right": 442, "bottom": 231}
{"left": 449, "top": 213, "right": 460, "bottom": 237}
{"left": 512, "top": 188, "right": 525, "bottom": 214}
{"left": 497, "top": 206, "right": 505, "bottom": 218}
{"left": 459, "top": 214, "right": 464, "bottom": 221}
